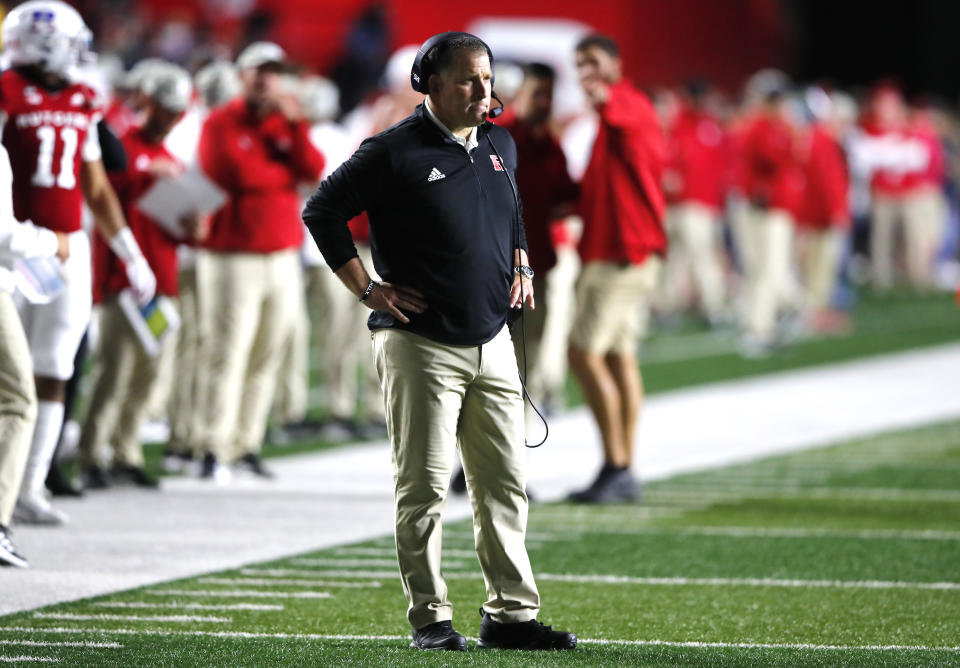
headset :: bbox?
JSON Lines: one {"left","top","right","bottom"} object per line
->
{"left": 411, "top": 31, "right": 547, "bottom": 447}
{"left": 410, "top": 31, "right": 505, "bottom": 119}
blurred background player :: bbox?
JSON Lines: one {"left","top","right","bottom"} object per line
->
{"left": 77, "top": 64, "right": 201, "bottom": 490}
{"left": 0, "top": 141, "right": 70, "bottom": 566}
{"left": 659, "top": 79, "right": 729, "bottom": 328}
{"left": 566, "top": 34, "right": 667, "bottom": 503}
{"left": 737, "top": 81, "right": 802, "bottom": 357}
{"left": 162, "top": 59, "right": 240, "bottom": 472}
{"left": 2, "top": 0, "right": 157, "bottom": 525}
{"left": 195, "top": 41, "right": 323, "bottom": 480}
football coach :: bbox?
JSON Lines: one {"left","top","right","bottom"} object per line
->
{"left": 302, "top": 32, "right": 576, "bottom": 652}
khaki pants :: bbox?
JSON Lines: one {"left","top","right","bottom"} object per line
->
{"left": 77, "top": 298, "right": 173, "bottom": 469}
{"left": 0, "top": 290, "right": 36, "bottom": 525}
{"left": 168, "top": 267, "right": 203, "bottom": 455}
{"left": 797, "top": 227, "right": 844, "bottom": 312}
{"left": 313, "top": 245, "right": 383, "bottom": 422}
{"left": 373, "top": 326, "right": 540, "bottom": 629}
{"left": 273, "top": 276, "right": 310, "bottom": 425}
{"left": 196, "top": 249, "right": 302, "bottom": 461}
{"left": 741, "top": 207, "right": 797, "bottom": 341}
{"left": 661, "top": 203, "right": 726, "bottom": 320}
{"left": 871, "top": 190, "right": 946, "bottom": 289}
{"left": 511, "top": 276, "right": 547, "bottom": 413}
{"left": 536, "top": 247, "right": 579, "bottom": 403}
{"left": 568, "top": 257, "right": 662, "bottom": 355}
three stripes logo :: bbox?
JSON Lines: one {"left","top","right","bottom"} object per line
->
{"left": 427, "top": 167, "right": 446, "bottom": 182}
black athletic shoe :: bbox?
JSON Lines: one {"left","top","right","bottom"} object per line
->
{"left": 477, "top": 613, "right": 577, "bottom": 650}
{"left": 237, "top": 453, "right": 274, "bottom": 479}
{"left": 567, "top": 464, "right": 640, "bottom": 503}
{"left": 199, "top": 452, "right": 231, "bottom": 483}
{"left": 46, "top": 464, "right": 84, "bottom": 497}
{"left": 0, "top": 525, "right": 28, "bottom": 568}
{"left": 82, "top": 465, "right": 112, "bottom": 490}
{"left": 111, "top": 465, "right": 159, "bottom": 489}
{"left": 410, "top": 620, "right": 467, "bottom": 651}
{"left": 450, "top": 467, "right": 467, "bottom": 495}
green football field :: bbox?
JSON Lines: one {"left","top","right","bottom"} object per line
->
{"left": 3, "top": 418, "right": 959, "bottom": 666}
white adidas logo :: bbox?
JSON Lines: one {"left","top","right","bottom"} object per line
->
{"left": 427, "top": 167, "right": 445, "bottom": 182}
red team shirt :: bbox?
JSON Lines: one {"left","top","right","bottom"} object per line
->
{"left": 665, "top": 106, "right": 728, "bottom": 211}
{"left": 92, "top": 127, "right": 181, "bottom": 303}
{"left": 797, "top": 124, "right": 850, "bottom": 229}
{"left": 742, "top": 113, "right": 802, "bottom": 214}
{"left": 0, "top": 69, "right": 101, "bottom": 233}
{"left": 578, "top": 79, "right": 668, "bottom": 265}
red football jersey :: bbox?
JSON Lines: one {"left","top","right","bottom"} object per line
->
{"left": 0, "top": 69, "right": 102, "bottom": 233}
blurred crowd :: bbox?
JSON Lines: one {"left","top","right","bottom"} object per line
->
{"left": 3, "top": 1, "right": 959, "bottom": 567}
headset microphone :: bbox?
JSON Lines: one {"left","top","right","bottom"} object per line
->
{"left": 489, "top": 90, "right": 504, "bottom": 119}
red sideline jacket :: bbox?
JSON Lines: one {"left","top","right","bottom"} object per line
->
{"left": 93, "top": 127, "right": 181, "bottom": 302}
{"left": 578, "top": 80, "right": 667, "bottom": 264}
{"left": 742, "top": 113, "right": 801, "bottom": 214}
{"left": 498, "top": 115, "right": 579, "bottom": 272}
{"left": 664, "top": 106, "right": 728, "bottom": 210}
{"left": 199, "top": 98, "right": 324, "bottom": 253}
{"left": 798, "top": 124, "right": 850, "bottom": 228}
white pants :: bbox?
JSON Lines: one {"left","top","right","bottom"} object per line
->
{"left": 15, "top": 230, "right": 91, "bottom": 380}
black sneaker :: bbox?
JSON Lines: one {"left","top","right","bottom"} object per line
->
{"left": 200, "top": 452, "right": 231, "bottom": 484}
{"left": 111, "top": 465, "right": 159, "bottom": 489}
{"left": 410, "top": 620, "right": 466, "bottom": 651}
{"left": 0, "top": 525, "right": 28, "bottom": 568}
{"left": 237, "top": 453, "right": 274, "bottom": 479}
{"left": 46, "top": 464, "right": 84, "bottom": 497}
{"left": 82, "top": 465, "right": 113, "bottom": 490}
{"left": 567, "top": 465, "right": 640, "bottom": 503}
{"left": 477, "top": 613, "right": 577, "bottom": 650}
{"left": 450, "top": 467, "right": 467, "bottom": 495}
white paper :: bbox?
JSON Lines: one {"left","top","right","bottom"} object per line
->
{"left": 12, "top": 256, "right": 66, "bottom": 304}
{"left": 135, "top": 166, "right": 227, "bottom": 239}
{"left": 117, "top": 288, "right": 182, "bottom": 357}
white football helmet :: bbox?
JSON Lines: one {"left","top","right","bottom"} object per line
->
{"left": 1, "top": 0, "right": 92, "bottom": 77}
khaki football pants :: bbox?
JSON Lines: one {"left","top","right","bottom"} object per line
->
{"left": 373, "top": 326, "right": 540, "bottom": 629}
{"left": 798, "top": 227, "right": 844, "bottom": 312}
{"left": 661, "top": 203, "right": 726, "bottom": 321}
{"left": 168, "top": 266, "right": 203, "bottom": 456}
{"left": 741, "top": 207, "right": 798, "bottom": 341}
{"left": 871, "top": 190, "right": 945, "bottom": 289}
{"left": 77, "top": 298, "right": 174, "bottom": 470}
{"left": 196, "top": 249, "right": 302, "bottom": 462}
{"left": 0, "top": 290, "right": 36, "bottom": 526}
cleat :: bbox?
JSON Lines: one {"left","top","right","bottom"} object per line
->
{"left": 477, "top": 612, "right": 577, "bottom": 650}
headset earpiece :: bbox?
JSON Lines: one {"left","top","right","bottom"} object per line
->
{"left": 410, "top": 30, "right": 496, "bottom": 94}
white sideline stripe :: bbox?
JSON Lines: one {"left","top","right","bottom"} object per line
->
{"left": 645, "top": 486, "right": 960, "bottom": 503}
{"left": 535, "top": 573, "right": 960, "bottom": 590}
{"left": 235, "top": 570, "right": 411, "bottom": 580}
{"left": 33, "top": 612, "right": 231, "bottom": 623}
{"left": 0, "top": 640, "right": 121, "bottom": 648}
{"left": 199, "top": 576, "right": 379, "bottom": 588}
{"left": 283, "top": 558, "right": 412, "bottom": 568}
{"left": 144, "top": 589, "right": 333, "bottom": 599}
{"left": 2, "top": 628, "right": 958, "bottom": 653}
{"left": 0, "top": 657, "right": 59, "bottom": 663}
{"left": 92, "top": 602, "right": 282, "bottom": 612}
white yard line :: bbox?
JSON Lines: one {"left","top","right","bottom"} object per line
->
{"left": 0, "top": 657, "right": 59, "bottom": 663}
{"left": 528, "top": 525, "right": 960, "bottom": 542}
{"left": 332, "top": 547, "right": 478, "bottom": 559}
{"left": 91, "top": 602, "right": 282, "bottom": 612}
{"left": 143, "top": 589, "right": 332, "bottom": 599}
{"left": 32, "top": 612, "right": 231, "bottom": 624}
{"left": 0, "top": 640, "right": 121, "bottom": 648}
{"left": 644, "top": 486, "right": 960, "bottom": 503}
{"left": 535, "top": 573, "right": 960, "bottom": 590}
{"left": 199, "top": 576, "right": 378, "bottom": 588}
{"left": 277, "top": 558, "right": 409, "bottom": 568}
{"left": 2, "top": 627, "right": 958, "bottom": 653}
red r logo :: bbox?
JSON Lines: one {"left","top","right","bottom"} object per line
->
{"left": 489, "top": 154, "right": 503, "bottom": 171}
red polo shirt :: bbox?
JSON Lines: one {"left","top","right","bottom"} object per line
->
{"left": 199, "top": 98, "right": 324, "bottom": 254}
{"left": 93, "top": 127, "right": 181, "bottom": 302}
{"left": 578, "top": 80, "right": 667, "bottom": 264}
{"left": 742, "top": 112, "right": 801, "bottom": 213}
{"left": 498, "top": 115, "right": 579, "bottom": 272}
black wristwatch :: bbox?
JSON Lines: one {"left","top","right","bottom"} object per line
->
{"left": 514, "top": 265, "right": 534, "bottom": 279}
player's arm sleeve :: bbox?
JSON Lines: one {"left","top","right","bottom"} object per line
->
{"left": 98, "top": 120, "right": 127, "bottom": 173}
{"left": 302, "top": 138, "right": 388, "bottom": 272}
{"left": 81, "top": 113, "right": 103, "bottom": 163}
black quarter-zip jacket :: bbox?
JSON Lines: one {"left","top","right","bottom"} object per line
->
{"left": 302, "top": 104, "right": 527, "bottom": 346}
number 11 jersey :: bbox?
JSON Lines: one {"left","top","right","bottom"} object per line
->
{"left": 0, "top": 68, "right": 103, "bottom": 233}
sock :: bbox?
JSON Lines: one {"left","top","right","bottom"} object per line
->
{"left": 19, "top": 401, "right": 65, "bottom": 500}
